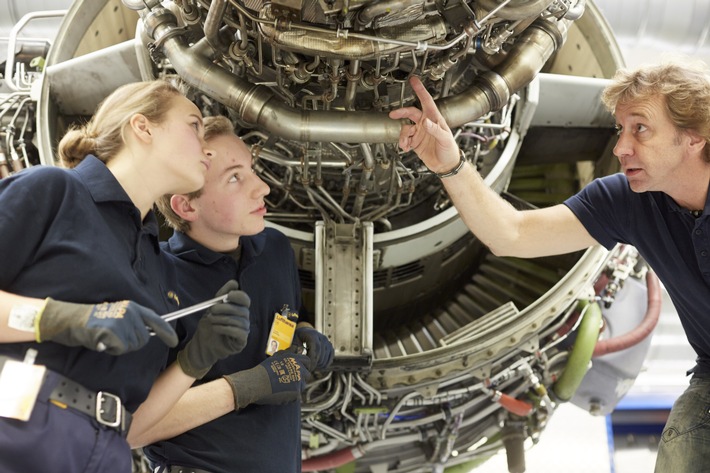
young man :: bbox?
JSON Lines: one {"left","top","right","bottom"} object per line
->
{"left": 133, "top": 116, "right": 333, "bottom": 473}
{"left": 389, "top": 60, "right": 710, "bottom": 473}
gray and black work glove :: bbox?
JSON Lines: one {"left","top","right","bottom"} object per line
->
{"left": 177, "top": 280, "right": 251, "bottom": 379}
{"left": 37, "top": 299, "right": 178, "bottom": 355}
{"left": 224, "top": 350, "right": 312, "bottom": 410}
{"left": 292, "top": 326, "right": 334, "bottom": 372}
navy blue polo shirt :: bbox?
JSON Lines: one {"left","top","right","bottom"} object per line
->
{"left": 565, "top": 173, "right": 710, "bottom": 373}
{"left": 144, "top": 228, "right": 302, "bottom": 473}
{"left": 0, "top": 156, "right": 180, "bottom": 411}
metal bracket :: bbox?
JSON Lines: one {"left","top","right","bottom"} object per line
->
{"left": 315, "top": 221, "right": 373, "bottom": 370}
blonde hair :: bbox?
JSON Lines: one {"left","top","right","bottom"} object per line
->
{"left": 602, "top": 60, "right": 710, "bottom": 162}
{"left": 57, "top": 80, "right": 184, "bottom": 168}
{"left": 157, "top": 115, "right": 236, "bottom": 233}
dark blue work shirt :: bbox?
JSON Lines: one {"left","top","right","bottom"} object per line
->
{"left": 0, "top": 156, "right": 179, "bottom": 411}
{"left": 565, "top": 173, "right": 710, "bottom": 374}
{"left": 144, "top": 228, "right": 302, "bottom": 473}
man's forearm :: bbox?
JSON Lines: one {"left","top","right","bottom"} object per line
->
{"left": 440, "top": 162, "right": 524, "bottom": 255}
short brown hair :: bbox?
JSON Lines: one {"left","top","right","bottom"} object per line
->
{"left": 602, "top": 60, "right": 710, "bottom": 161}
{"left": 156, "top": 115, "right": 236, "bottom": 233}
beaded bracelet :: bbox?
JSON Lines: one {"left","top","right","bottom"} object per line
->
{"left": 434, "top": 149, "right": 466, "bottom": 179}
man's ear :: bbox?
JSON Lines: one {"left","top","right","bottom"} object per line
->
{"left": 129, "top": 113, "right": 152, "bottom": 144}
{"left": 170, "top": 194, "right": 198, "bottom": 222}
{"left": 681, "top": 131, "right": 708, "bottom": 163}
{"left": 689, "top": 132, "right": 707, "bottom": 155}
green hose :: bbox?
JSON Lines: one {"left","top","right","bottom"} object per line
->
{"left": 552, "top": 299, "right": 603, "bottom": 402}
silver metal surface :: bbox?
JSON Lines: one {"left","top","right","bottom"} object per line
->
{"left": 161, "top": 294, "right": 229, "bottom": 322}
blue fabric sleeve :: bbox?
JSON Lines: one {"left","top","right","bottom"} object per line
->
{"left": 0, "top": 167, "right": 67, "bottom": 287}
{"left": 563, "top": 173, "right": 632, "bottom": 250}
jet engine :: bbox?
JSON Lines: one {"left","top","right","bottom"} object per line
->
{"left": 1, "top": 0, "right": 656, "bottom": 471}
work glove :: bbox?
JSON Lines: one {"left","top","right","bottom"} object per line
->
{"left": 37, "top": 299, "right": 178, "bottom": 355}
{"left": 224, "top": 350, "right": 312, "bottom": 410}
{"left": 292, "top": 325, "right": 334, "bottom": 372}
{"left": 177, "top": 280, "right": 251, "bottom": 379}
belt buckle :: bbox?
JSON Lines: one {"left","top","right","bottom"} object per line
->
{"left": 96, "top": 391, "right": 122, "bottom": 428}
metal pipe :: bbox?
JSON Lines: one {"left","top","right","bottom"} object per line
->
{"left": 140, "top": 9, "right": 568, "bottom": 143}
{"left": 476, "top": 0, "right": 555, "bottom": 21}
{"left": 4, "top": 10, "right": 67, "bottom": 92}
{"left": 203, "top": 0, "right": 228, "bottom": 51}
{"left": 141, "top": 8, "right": 402, "bottom": 143}
{"left": 356, "top": 0, "right": 418, "bottom": 27}
{"left": 256, "top": 4, "right": 456, "bottom": 59}
{"left": 438, "top": 17, "right": 569, "bottom": 126}
{"left": 343, "top": 59, "right": 361, "bottom": 111}
{"left": 563, "top": 0, "right": 587, "bottom": 20}
{"left": 352, "top": 143, "right": 375, "bottom": 216}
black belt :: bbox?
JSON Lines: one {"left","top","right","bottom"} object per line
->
{"left": 168, "top": 467, "right": 213, "bottom": 473}
{"left": 0, "top": 355, "right": 131, "bottom": 435}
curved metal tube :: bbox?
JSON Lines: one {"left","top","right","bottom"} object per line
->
{"left": 564, "top": 0, "right": 587, "bottom": 20}
{"left": 4, "top": 10, "right": 67, "bottom": 92}
{"left": 356, "top": 0, "right": 419, "bottom": 27}
{"left": 352, "top": 143, "right": 376, "bottom": 216}
{"left": 140, "top": 9, "right": 568, "bottom": 143}
{"left": 142, "top": 9, "right": 401, "bottom": 143}
{"left": 438, "top": 18, "right": 569, "bottom": 125}
{"left": 203, "top": 0, "right": 228, "bottom": 51}
{"left": 476, "top": 0, "right": 556, "bottom": 20}
{"left": 259, "top": 8, "right": 448, "bottom": 60}
{"left": 552, "top": 300, "right": 603, "bottom": 402}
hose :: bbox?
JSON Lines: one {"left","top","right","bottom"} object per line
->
{"left": 301, "top": 446, "right": 364, "bottom": 471}
{"left": 489, "top": 390, "right": 533, "bottom": 416}
{"left": 552, "top": 300, "right": 602, "bottom": 402}
{"left": 592, "top": 271, "right": 661, "bottom": 357}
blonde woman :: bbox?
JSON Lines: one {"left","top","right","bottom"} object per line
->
{"left": 0, "top": 81, "right": 250, "bottom": 472}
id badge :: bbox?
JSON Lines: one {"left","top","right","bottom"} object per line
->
{"left": 265, "top": 305, "right": 298, "bottom": 355}
{"left": 0, "top": 351, "right": 45, "bottom": 421}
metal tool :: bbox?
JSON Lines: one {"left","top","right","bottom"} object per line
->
{"left": 161, "top": 294, "right": 230, "bottom": 322}
{"left": 96, "top": 294, "right": 231, "bottom": 351}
